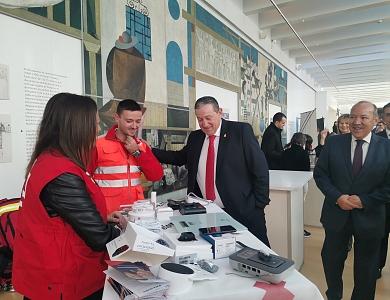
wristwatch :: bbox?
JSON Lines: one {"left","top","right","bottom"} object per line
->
{"left": 132, "top": 149, "right": 142, "bottom": 158}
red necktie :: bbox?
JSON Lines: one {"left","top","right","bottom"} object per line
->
{"left": 206, "top": 135, "right": 216, "bottom": 201}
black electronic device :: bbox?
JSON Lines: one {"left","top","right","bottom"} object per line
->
{"left": 167, "top": 198, "right": 186, "bottom": 210}
{"left": 198, "top": 225, "right": 236, "bottom": 235}
{"left": 179, "top": 202, "right": 206, "bottom": 215}
{"left": 177, "top": 232, "right": 197, "bottom": 242}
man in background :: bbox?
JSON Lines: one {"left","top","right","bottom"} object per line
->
{"left": 89, "top": 99, "right": 163, "bottom": 214}
{"left": 261, "top": 112, "right": 286, "bottom": 170}
{"left": 373, "top": 120, "right": 385, "bottom": 134}
{"left": 376, "top": 102, "right": 390, "bottom": 279}
{"left": 152, "top": 96, "right": 271, "bottom": 246}
{"left": 314, "top": 101, "right": 390, "bottom": 300}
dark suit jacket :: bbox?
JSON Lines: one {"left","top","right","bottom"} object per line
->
{"left": 152, "top": 119, "right": 270, "bottom": 235}
{"left": 314, "top": 133, "right": 390, "bottom": 239}
{"left": 280, "top": 144, "right": 310, "bottom": 171}
{"left": 377, "top": 130, "right": 388, "bottom": 139}
{"left": 261, "top": 122, "right": 283, "bottom": 170}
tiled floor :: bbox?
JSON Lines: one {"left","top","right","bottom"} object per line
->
{"left": 1, "top": 226, "right": 389, "bottom": 299}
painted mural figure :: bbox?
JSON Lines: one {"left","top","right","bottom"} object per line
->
{"left": 106, "top": 31, "right": 146, "bottom": 103}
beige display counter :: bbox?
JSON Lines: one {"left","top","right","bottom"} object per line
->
{"left": 265, "top": 170, "right": 313, "bottom": 270}
{"left": 304, "top": 177, "right": 324, "bottom": 227}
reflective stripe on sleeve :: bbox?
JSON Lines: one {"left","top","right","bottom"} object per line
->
{"left": 95, "top": 178, "right": 142, "bottom": 188}
{"left": 94, "top": 165, "right": 140, "bottom": 174}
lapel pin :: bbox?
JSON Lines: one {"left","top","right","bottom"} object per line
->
{"left": 224, "top": 134, "right": 227, "bottom": 137}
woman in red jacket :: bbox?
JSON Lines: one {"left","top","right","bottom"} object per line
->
{"left": 13, "top": 93, "right": 126, "bottom": 300}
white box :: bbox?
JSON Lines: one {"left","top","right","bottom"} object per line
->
{"left": 106, "top": 222, "right": 174, "bottom": 266}
{"left": 200, "top": 233, "right": 236, "bottom": 259}
{"left": 163, "top": 232, "right": 212, "bottom": 252}
{"left": 156, "top": 207, "right": 174, "bottom": 221}
{"left": 170, "top": 248, "right": 214, "bottom": 264}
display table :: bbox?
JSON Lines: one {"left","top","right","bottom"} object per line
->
{"left": 266, "top": 170, "right": 313, "bottom": 270}
{"left": 103, "top": 203, "right": 323, "bottom": 300}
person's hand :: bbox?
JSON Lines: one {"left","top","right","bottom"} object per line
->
{"left": 107, "top": 211, "right": 128, "bottom": 229}
{"left": 336, "top": 194, "right": 359, "bottom": 210}
{"left": 320, "top": 128, "right": 329, "bottom": 145}
{"left": 348, "top": 195, "right": 363, "bottom": 209}
{"left": 124, "top": 136, "right": 139, "bottom": 153}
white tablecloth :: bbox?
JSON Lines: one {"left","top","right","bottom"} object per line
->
{"left": 103, "top": 204, "right": 323, "bottom": 300}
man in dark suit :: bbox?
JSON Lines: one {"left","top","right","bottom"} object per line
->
{"left": 314, "top": 101, "right": 390, "bottom": 300}
{"left": 376, "top": 102, "right": 390, "bottom": 279}
{"left": 261, "top": 112, "right": 286, "bottom": 170}
{"left": 152, "top": 96, "right": 270, "bottom": 246}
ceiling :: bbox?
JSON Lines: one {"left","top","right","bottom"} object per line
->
{"left": 241, "top": 0, "right": 390, "bottom": 110}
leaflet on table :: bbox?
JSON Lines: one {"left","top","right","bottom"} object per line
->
{"left": 170, "top": 212, "right": 247, "bottom": 234}
{"left": 105, "top": 266, "right": 169, "bottom": 298}
{"left": 106, "top": 222, "right": 174, "bottom": 266}
{"left": 106, "top": 261, "right": 156, "bottom": 280}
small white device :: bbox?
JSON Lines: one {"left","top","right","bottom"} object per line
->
{"left": 157, "top": 263, "right": 217, "bottom": 295}
{"left": 127, "top": 200, "right": 155, "bottom": 222}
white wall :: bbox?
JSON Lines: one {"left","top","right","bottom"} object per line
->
{"left": 286, "top": 72, "right": 316, "bottom": 141}
{"left": 315, "top": 91, "right": 328, "bottom": 127}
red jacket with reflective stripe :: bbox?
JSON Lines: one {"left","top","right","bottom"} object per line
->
{"left": 13, "top": 151, "right": 108, "bottom": 299}
{"left": 90, "top": 125, "right": 163, "bottom": 213}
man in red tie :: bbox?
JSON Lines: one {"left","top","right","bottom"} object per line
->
{"left": 152, "top": 96, "right": 270, "bottom": 246}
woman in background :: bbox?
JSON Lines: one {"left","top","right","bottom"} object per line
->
{"left": 13, "top": 93, "right": 126, "bottom": 300}
{"left": 337, "top": 114, "right": 350, "bottom": 134}
{"left": 280, "top": 132, "right": 310, "bottom": 172}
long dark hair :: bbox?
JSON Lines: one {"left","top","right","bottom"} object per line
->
{"left": 25, "top": 93, "right": 98, "bottom": 177}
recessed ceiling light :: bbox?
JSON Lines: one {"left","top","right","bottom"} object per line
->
{"left": 302, "top": 19, "right": 305, "bottom": 22}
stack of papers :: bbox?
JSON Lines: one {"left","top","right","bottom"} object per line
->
{"left": 105, "top": 261, "right": 169, "bottom": 300}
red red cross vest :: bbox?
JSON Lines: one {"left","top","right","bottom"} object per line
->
{"left": 13, "top": 151, "right": 108, "bottom": 299}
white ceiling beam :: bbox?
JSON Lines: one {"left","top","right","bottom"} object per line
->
{"left": 303, "top": 58, "right": 390, "bottom": 73}
{"left": 313, "top": 69, "right": 390, "bottom": 82}
{"left": 281, "top": 21, "right": 390, "bottom": 50}
{"left": 256, "top": 0, "right": 389, "bottom": 28}
{"left": 289, "top": 34, "right": 390, "bottom": 58}
{"left": 242, "top": 0, "right": 294, "bottom": 15}
{"left": 320, "top": 76, "right": 390, "bottom": 87}
{"left": 271, "top": 5, "right": 390, "bottom": 40}
{"left": 296, "top": 44, "right": 390, "bottom": 64}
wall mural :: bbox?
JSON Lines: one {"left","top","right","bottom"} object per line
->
{"left": 0, "top": 0, "right": 287, "bottom": 197}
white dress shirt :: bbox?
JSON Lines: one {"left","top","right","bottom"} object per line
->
{"left": 197, "top": 123, "right": 224, "bottom": 208}
{"left": 351, "top": 132, "right": 372, "bottom": 165}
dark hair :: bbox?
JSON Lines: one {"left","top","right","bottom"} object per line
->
{"left": 25, "top": 93, "right": 97, "bottom": 177}
{"left": 116, "top": 99, "right": 142, "bottom": 116}
{"left": 273, "top": 112, "right": 286, "bottom": 123}
{"left": 304, "top": 134, "right": 313, "bottom": 151}
{"left": 194, "top": 96, "right": 219, "bottom": 112}
{"left": 284, "top": 132, "right": 306, "bottom": 149}
{"left": 383, "top": 102, "right": 390, "bottom": 112}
